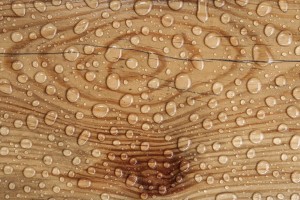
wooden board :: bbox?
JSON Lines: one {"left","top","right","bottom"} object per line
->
{"left": 0, "top": 0, "right": 300, "bottom": 199}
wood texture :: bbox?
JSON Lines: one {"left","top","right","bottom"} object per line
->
{"left": 0, "top": 0, "right": 300, "bottom": 199}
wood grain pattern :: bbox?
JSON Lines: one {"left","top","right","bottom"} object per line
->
{"left": 0, "top": 0, "right": 300, "bottom": 199}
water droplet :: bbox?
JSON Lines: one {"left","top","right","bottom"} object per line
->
{"left": 247, "top": 78, "right": 262, "bottom": 94}
{"left": 12, "top": 1, "right": 26, "bottom": 16}
{"left": 178, "top": 137, "right": 191, "bottom": 151}
{"left": 291, "top": 171, "right": 300, "bottom": 183}
{"left": 23, "top": 167, "right": 36, "bottom": 178}
{"left": 126, "top": 58, "right": 138, "bottom": 69}
{"left": 134, "top": 0, "right": 152, "bottom": 16}
{"left": 105, "top": 44, "right": 122, "bottom": 62}
{"left": 265, "top": 96, "right": 277, "bottom": 107}
{"left": 45, "top": 111, "right": 58, "bottom": 126}
{"left": 172, "top": 34, "right": 184, "bottom": 49}
{"left": 106, "top": 73, "right": 121, "bottom": 91}
{"left": 153, "top": 113, "right": 163, "bottom": 123}
{"left": 292, "top": 87, "right": 300, "bottom": 100}
{"left": 161, "top": 14, "right": 174, "bottom": 27}
{"left": 4, "top": 165, "right": 14, "bottom": 175}
{"left": 126, "top": 174, "right": 138, "bottom": 187}
{"left": 278, "top": 0, "right": 288, "bottom": 12}
{"left": 277, "top": 30, "right": 293, "bottom": 46}
{"left": 41, "top": 23, "right": 57, "bottom": 39}
{"left": 166, "top": 101, "right": 177, "bottom": 116}
{"left": 148, "top": 53, "right": 159, "bottom": 69}
{"left": 180, "top": 160, "right": 190, "bottom": 172}
{"left": 264, "top": 24, "right": 275, "bottom": 37}
{"left": 249, "top": 130, "right": 264, "bottom": 144}
{"left": 74, "top": 19, "right": 89, "bottom": 34}
{"left": 275, "top": 75, "right": 286, "bottom": 86}
{"left": 66, "top": 88, "right": 80, "bottom": 102}
{"left": 20, "top": 139, "right": 32, "bottom": 149}
{"left": 204, "top": 33, "right": 221, "bottom": 48}
{"left": 257, "top": 2, "right": 272, "bottom": 16}
{"left": 78, "top": 130, "right": 91, "bottom": 146}
{"left": 64, "top": 46, "right": 80, "bottom": 62}
{"left": 197, "top": 143, "right": 206, "bottom": 154}
{"left": 34, "top": 1, "right": 47, "bottom": 12}
{"left": 232, "top": 136, "right": 243, "bottom": 148}
{"left": 78, "top": 179, "right": 91, "bottom": 188}
{"left": 91, "top": 149, "right": 101, "bottom": 158}
{"left": 191, "top": 55, "right": 204, "bottom": 70}
{"left": 34, "top": 71, "right": 47, "bottom": 83}
{"left": 0, "top": 79, "right": 13, "bottom": 94}
{"left": 175, "top": 73, "right": 191, "bottom": 90}
{"left": 85, "top": 0, "right": 99, "bottom": 8}
{"left": 290, "top": 135, "right": 300, "bottom": 150}
{"left": 43, "top": 155, "right": 53, "bottom": 165}
{"left": 190, "top": 113, "right": 199, "bottom": 122}
{"left": 235, "top": 0, "right": 248, "bottom": 6}
{"left": 216, "top": 193, "right": 238, "bottom": 200}
{"left": 203, "top": 118, "right": 213, "bottom": 130}
{"left": 256, "top": 160, "right": 270, "bottom": 175}
{"left": 65, "top": 125, "right": 75, "bottom": 136}
{"left": 120, "top": 94, "right": 134, "bottom": 108}
{"left": 168, "top": 0, "right": 183, "bottom": 10}
{"left": 194, "top": 174, "right": 203, "bottom": 183}
{"left": 27, "top": 115, "right": 39, "bottom": 130}
{"left": 100, "top": 193, "right": 110, "bottom": 200}
{"left": 0, "top": 126, "right": 9, "bottom": 136}
{"left": 220, "top": 13, "right": 231, "bottom": 24}
{"left": 114, "top": 168, "right": 123, "bottom": 177}
{"left": 11, "top": 32, "right": 23, "bottom": 43}
{"left": 109, "top": 0, "right": 121, "bottom": 11}
{"left": 141, "top": 142, "right": 150, "bottom": 151}
{"left": 252, "top": 45, "right": 273, "bottom": 66}
{"left": 197, "top": 0, "right": 209, "bottom": 23}
{"left": 286, "top": 106, "right": 299, "bottom": 119}
{"left": 92, "top": 104, "right": 109, "bottom": 118}
{"left": 148, "top": 78, "right": 160, "bottom": 89}
{"left": 212, "top": 82, "right": 223, "bottom": 95}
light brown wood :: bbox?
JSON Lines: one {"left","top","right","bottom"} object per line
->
{"left": 0, "top": 0, "right": 300, "bottom": 199}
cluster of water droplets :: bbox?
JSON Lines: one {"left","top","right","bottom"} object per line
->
{"left": 0, "top": 0, "right": 299, "bottom": 199}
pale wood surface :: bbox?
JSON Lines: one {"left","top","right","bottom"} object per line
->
{"left": 0, "top": 0, "right": 300, "bottom": 199}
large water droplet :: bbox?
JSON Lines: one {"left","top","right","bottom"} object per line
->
{"left": 74, "top": 19, "right": 89, "bottom": 34}
{"left": 134, "top": 0, "right": 152, "bottom": 16}
{"left": 175, "top": 73, "right": 191, "bottom": 90}
{"left": 105, "top": 44, "right": 122, "bottom": 62}
{"left": 0, "top": 79, "right": 13, "bottom": 94}
{"left": 197, "top": 0, "right": 208, "bottom": 23}
{"left": 41, "top": 23, "right": 57, "bottom": 39}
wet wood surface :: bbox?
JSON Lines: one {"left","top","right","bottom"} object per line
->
{"left": 0, "top": 0, "right": 300, "bottom": 199}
